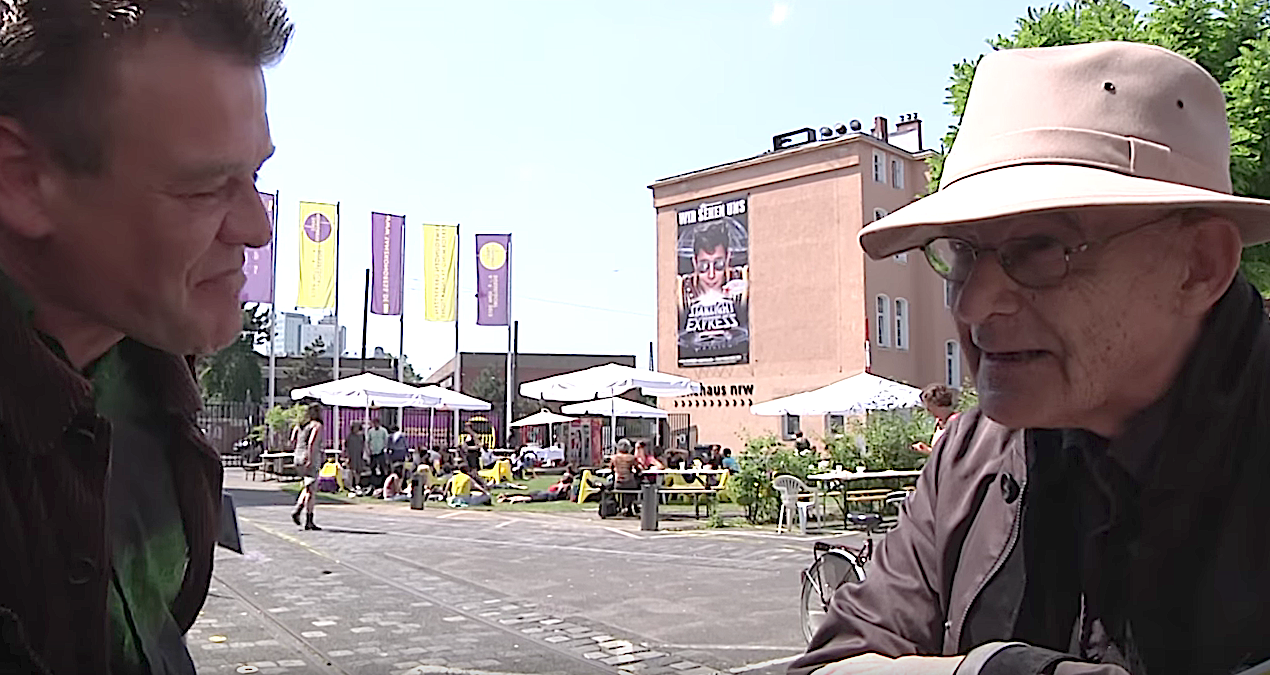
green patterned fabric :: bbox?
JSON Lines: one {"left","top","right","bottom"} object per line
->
{"left": 93, "top": 346, "right": 195, "bottom": 675}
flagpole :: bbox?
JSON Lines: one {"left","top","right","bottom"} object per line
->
{"left": 453, "top": 223, "right": 462, "bottom": 447}
{"left": 267, "top": 190, "right": 279, "bottom": 411}
{"left": 333, "top": 201, "right": 342, "bottom": 453}
{"left": 398, "top": 217, "right": 407, "bottom": 383}
{"left": 504, "top": 234, "right": 513, "bottom": 448}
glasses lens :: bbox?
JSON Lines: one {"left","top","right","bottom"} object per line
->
{"left": 924, "top": 238, "right": 975, "bottom": 281}
{"left": 998, "top": 237, "right": 1068, "bottom": 287}
{"left": 696, "top": 260, "right": 726, "bottom": 273}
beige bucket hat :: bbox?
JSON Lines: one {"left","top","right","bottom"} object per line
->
{"left": 859, "top": 41, "right": 1270, "bottom": 259}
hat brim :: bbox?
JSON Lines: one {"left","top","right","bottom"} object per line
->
{"left": 859, "top": 164, "right": 1270, "bottom": 259}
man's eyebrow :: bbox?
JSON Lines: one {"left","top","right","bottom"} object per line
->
{"left": 172, "top": 146, "right": 276, "bottom": 184}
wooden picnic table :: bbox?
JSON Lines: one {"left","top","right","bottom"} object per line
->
{"left": 807, "top": 469, "right": 923, "bottom": 529}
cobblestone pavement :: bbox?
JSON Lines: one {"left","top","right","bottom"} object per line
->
{"left": 191, "top": 471, "right": 867, "bottom": 675}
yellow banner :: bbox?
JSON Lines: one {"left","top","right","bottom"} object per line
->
{"left": 296, "top": 202, "right": 338, "bottom": 308}
{"left": 422, "top": 224, "right": 457, "bottom": 321}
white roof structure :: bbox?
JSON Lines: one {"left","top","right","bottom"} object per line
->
{"left": 750, "top": 372, "right": 922, "bottom": 416}
{"left": 290, "top": 372, "right": 443, "bottom": 409}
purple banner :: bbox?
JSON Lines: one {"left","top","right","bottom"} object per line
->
{"left": 370, "top": 212, "right": 405, "bottom": 315}
{"left": 475, "top": 234, "right": 511, "bottom": 326}
{"left": 240, "top": 191, "right": 276, "bottom": 303}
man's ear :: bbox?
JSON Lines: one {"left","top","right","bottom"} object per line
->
{"left": 1177, "top": 213, "right": 1243, "bottom": 316}
{"left": 0, "top": 117, "right": 58, "bottom": 240}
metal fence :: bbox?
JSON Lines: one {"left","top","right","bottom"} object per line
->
{"left": 197, "top": 401, "right": 267, "bottom": 456}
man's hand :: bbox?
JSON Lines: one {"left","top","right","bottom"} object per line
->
{"left": 912, "top": 442, "right": 933, "bottom": 455}
{"left": 812, "top": 653, "right": 963, "bottom": 675}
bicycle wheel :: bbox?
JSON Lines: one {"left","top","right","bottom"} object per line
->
{"left": 799, "top": 549, "right": 864, "bottom": 643}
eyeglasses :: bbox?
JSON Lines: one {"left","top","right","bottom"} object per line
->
{"left": 922, "top": 211, "right": 1179, "bottom": 290}
{"left": 695, "top": 259, "right": 727, "bottom": 274}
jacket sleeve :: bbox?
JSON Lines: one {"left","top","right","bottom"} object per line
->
{"left": 788, "top": 428, "right": 953, "bottom": 675}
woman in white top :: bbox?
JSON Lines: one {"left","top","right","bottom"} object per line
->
{"left": 290, "top": 403, "right": 325, "bottom": 530}
{"left": 912, "top": 384, "right": 958, "bottom": 455}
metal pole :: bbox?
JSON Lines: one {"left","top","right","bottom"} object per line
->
{"left": 267, "top": 189, "right": 279, "bottom": 412}
{"left": 333, "top": 201, "right": 342, "bottom": 454}
{"left": 504, "top": 236, "right": 513, "bottom": 448}
{"left": 398, "top": 217, "right": 407, "bottom": 383}
{"left": 453, "top": 224, "right": 462, "bottom": 447}
{"left": 509, "top": 320, "right": 519, "bottom": 448}
{"left": 360, "top": 268, "right": 370, "bottom": 373}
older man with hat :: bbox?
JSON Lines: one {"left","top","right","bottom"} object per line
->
{"left": 791, "top": 41, "right": 1270, "bottom": 675}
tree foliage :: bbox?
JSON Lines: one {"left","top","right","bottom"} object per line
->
{"left": 464, "top": 366, "right": 537, "bottom": 439}
{"left": 198, "top": 304, "right": 269, "bottom": 403}
{"left": 929, "top": 0, "right": 1270, "bottom": 292}
{"left": 291, "top": 337, "right": 328, "bottom": 389}
{"left": 724, "top": 433, "right": 817, "bottom": 523}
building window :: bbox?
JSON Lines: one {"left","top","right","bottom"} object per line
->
{"left": 876, "top": 294, "right": 890, "bottom": 347}
{"left": 782, "top": 414, "right": 801, "bottom": 440}
{"left": 873, "top": 151, "right": 885, "bottom": 182}
{"left": 826, "top": 414, "right": 846, "bottom": 435}
{"left": 946, "top": 340, "right": 962, "bottom": 388}
{"left": 895, "top": 298, "right": 909, "bottom": 350}
{"left": 873, "top": 207, "right": 887, "bottom": 222}
{"left": 944, "top": 279, "right": 955, "bottom": 308}
{"left": 891, "top": 158, "right": 904, "bottom": 189}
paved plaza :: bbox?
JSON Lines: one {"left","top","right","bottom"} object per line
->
{"left": 190, "top": 469, "right": 866, "bottom": 675}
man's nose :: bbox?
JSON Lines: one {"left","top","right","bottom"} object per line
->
{"left": 952, "top": 254, "right": 1022, "bottom": 325}
{"left": 222, "top": 181, "right": 273, "bottom": 249}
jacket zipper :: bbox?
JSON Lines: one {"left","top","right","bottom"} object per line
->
{"left": 953, "top": 469, "right": 1026, "bottom": 651}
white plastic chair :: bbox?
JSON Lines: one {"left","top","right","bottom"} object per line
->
{"left": 772, "top": 474, "right": 821, "bottom": 534}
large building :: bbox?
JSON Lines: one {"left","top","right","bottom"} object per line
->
{"left": 423, "top": 352, "right": 638, "bottom": 396}
{"left": 650, "top": 114, "right": 969, "bottom": 448}
{"left": 273, "top": 311, "right": 347, "bottom": 357}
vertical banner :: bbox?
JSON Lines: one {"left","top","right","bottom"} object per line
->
{"left": 475, "top": 234, "right": 510, "bottom": 326}
{"left": 676, "top": 194, "right": 750, "bottom": 367}
{"left": 422, "top": 224, "right": 458, "bottom": 321}
{"left": 239, "top": 191, "right": 276, "bottom": 303}
{"left": 370, "top": 212, "right": 405, "bottom": 315}
{"left": 296, "top": 201, "right": 338, "bottom": 308}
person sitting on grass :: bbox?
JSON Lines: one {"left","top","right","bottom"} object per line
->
{"left": 499, "top": 465, "right": 576, "bottom": 503}
{"left": 446, "top": 461, "right": 494, "bottom": 507}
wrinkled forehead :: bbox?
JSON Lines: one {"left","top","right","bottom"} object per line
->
{"left": 940, "top": 206, "right": 1170, "bottom": 245}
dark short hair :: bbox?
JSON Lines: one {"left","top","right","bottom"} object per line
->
{"left": 693, "top": 221, "right": 729, "bottom": 258}
{"left": 306, "top": 403, "right": 324, "bottom": 421}
{"left": 0, "top": 0, "right": 293, "bottom": 175}
{"left": 921, "top": 384, "right": 957, "bottom": 409}
{"left": 722, "top": 448, "right": 732, "bottom": 456}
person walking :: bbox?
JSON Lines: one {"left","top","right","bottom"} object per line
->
{"left": 291, "top": 404, "right": 324, "bottom": 530}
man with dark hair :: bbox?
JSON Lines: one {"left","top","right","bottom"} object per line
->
{"left": 0, "top": 2, "right": 292, "bottom": 672}
{"left": 691, "top": 221, "right": 731, "bottom": 299}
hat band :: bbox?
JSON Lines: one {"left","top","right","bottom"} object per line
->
{"left": 939, "top": 126, "right": 1230, "bottom": 195}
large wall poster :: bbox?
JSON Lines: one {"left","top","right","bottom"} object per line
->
{"left": 676, "top": 195, "right": 750, "bottom": 367}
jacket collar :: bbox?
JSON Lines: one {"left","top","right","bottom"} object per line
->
{"left": 0, "top": 267, "right": 203, "bottom": 456}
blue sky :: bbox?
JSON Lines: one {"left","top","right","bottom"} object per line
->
{"left": 257, "top": 0, "right": 1047, "bottom": 379}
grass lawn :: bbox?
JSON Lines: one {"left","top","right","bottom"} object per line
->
{"left": 274, "top": 472, "right": 753, "bottom": 524}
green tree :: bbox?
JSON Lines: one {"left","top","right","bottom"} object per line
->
{"left": 401, "top": 360, "right": 423, "bottom": 384}
{"left": 929, "top": 0, "right": 1270, "bottom": 292}
{"left": 290, "top": 337, "right": 328, "bottom": 389}
{"left": 464, "top": 366, "right": 537, "bottom": 435}
{"left": 198, "top": 304, "right": 269, "bottom": 403}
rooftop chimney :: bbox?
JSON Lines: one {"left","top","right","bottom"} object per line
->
{"left": 872, "top": 116, "right": 889, "bottom": 142}
{"left": 890, "top": 112, "right": 924, "bottom": 153}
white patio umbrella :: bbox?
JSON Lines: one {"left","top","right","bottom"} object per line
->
{"left": 290, "top": 372, "right": 442, "bottom": 409}
{"left": 562, "top": 397, "right": 669, "bottom": 419}
{"left": 519, "top": 363, "right": 699, "bottom": 450}
{"left": 510, "top": 410, "right": 576, "bottom": 427}
{"left": 509, "top": 409, "right": 576, "bottom": 449}
{"left": 415, "top": 385, "right": 492, "bottom": 411}
{"left": 749, "top": 372, "right": 922, "bottom": 417}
